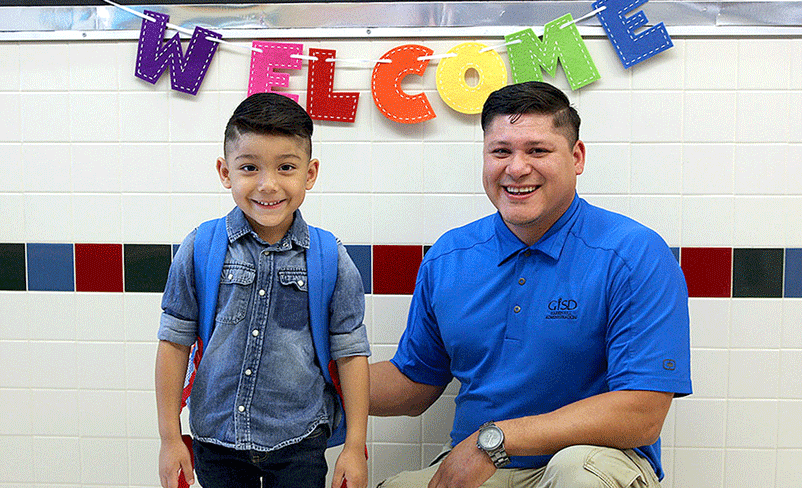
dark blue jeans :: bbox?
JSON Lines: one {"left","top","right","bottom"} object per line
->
{"left": 192, "top": 426, "right": 329, "bottom": 488}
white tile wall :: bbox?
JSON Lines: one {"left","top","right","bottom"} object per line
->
{"left": 1, "top": 33, "right": 801, "bottom": 488}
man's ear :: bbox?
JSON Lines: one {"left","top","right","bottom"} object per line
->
{"left": 572, "top": 140, "right": 586, "bottom": 176}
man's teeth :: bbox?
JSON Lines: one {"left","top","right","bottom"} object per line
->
{"left": 505, "top": 186, "right": 538, "bottom": 194}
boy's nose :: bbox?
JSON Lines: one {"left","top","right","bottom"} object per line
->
{"left": 258, "top": 174, "right": 278, "bottom": 191}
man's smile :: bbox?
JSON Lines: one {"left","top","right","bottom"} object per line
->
{"left": 503, "top": 185, "right": 540, "bottom": 196}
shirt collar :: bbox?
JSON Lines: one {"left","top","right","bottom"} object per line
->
{"left": 494, "top": 193, "right": 581, "bottom": 265}
{"left": 225, "top": 207, "right": 310, "bottom": 249}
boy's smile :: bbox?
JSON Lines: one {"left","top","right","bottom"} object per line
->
{"left": 217, "top": 132, "right": 318, "bottom": 244}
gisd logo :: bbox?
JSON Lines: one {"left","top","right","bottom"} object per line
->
{"left": 546, "top": 298, "right": 578, "bottom": 319}
{"left": 548, "top": 298, "right": 578, "bottom": 311}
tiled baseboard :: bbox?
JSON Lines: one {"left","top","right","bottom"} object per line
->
{"left": 2, "top": 243, "right": 801, "bottom": 298}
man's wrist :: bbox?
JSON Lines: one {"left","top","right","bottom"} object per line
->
{"left": 476, "top": 421, "right": 511, "bottom": 468}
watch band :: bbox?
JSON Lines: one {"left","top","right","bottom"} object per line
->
{"left": 477, "top": 421, "right": 511, "bottom": 468}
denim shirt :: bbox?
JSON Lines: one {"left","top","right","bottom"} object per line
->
{"left": 159, "top": 208, "right": 370, "bottom": 452}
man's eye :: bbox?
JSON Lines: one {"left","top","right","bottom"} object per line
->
{"left": 492, "top": 148, "right": 510, "bottom": 155}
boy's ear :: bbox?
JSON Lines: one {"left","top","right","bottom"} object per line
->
{"left": 216, "top": 157, "right": 232, "bottom": 189}
{"left": 305, "top": 158, "right": 320, "bottom": 191}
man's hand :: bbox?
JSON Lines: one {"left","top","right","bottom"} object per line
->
{"left": 159, "top": 437, "right": 194, "bottom": 488}
{"left": 428, "top": 432, "right": 496, "bottom": 488}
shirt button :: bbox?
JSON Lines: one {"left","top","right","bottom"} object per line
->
{"left": 514, "top": 305, "right": 521, "bottom": 313}
{"left": 245, "top": 369, "right": 252, "bottom": 376}
{"left": 259, "top": 289, "right": 266, "bottom": 296}
{"left": 238, "top": 405, "right": 245, "bottom": 412}
{"left": 297, "top": 280, "right": 304, "bottom": 287}
{"left": 252, "top": 329, "right": 259, "bottom": 337}
{"left": 264, "top": 251, "right": 270, "bottom": 256}
{"left": 524, "top": 251, "right": 531, "bottom": 257}
{"left": 518, "top": 278, "right": 526, "bottom": 285}
{"left": 228, "top": 273, "right": 234, "bottom": 280}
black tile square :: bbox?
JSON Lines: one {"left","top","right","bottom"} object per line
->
{"left": 0, "top": 244, "right": 26, "bottom": 291}
{"left": 124, "top": 244, "right": 172, "bottom": 293}
{"left": 732, "top": 248, "right": 784, "bottom": 298}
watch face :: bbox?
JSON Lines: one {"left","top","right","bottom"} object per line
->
{"left": 479, "top": 426, "right": 502, "bottom": 450}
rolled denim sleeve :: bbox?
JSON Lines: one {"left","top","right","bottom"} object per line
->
{"left": 328, "top": 241, "right": 371, "bottom": 360}
{"left": 158, "top": 229, "right": 200, "bottom": 346}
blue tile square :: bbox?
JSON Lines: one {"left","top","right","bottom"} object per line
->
{"left": 345, "top": 245, "right": 371, "bottom": 294}
{"left": 785, "top": 248, "right": 802, "bottom": 298}
{"left": 670, "top": 247, "right": 680, "bottom": 262}
{"left": 27, "top": 243, "right": 74, "bottom": 291}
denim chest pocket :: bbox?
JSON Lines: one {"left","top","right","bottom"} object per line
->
{"left": 275, "top": 268, "right": 309, "bottom": 331}
{"left": 215, "top": 262, "right": 256, "bottom": 325}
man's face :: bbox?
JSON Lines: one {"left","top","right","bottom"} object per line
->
{"left": 482, "top": 112, "right": 585, "bottom": 245}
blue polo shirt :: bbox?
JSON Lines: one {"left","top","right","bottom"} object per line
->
{"left": 391, "top": 195, "right": 691, "bottom": 479}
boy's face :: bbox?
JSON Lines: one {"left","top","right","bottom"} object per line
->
{"left": 217, "top": 132, "right": 318, "bottom": 244}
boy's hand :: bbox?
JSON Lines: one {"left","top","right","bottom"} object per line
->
{"left": 331, "top": 444, "right": 368, "bottom": 488}
{"left": 159, "top": 437, "right": 194, "bottom": 488}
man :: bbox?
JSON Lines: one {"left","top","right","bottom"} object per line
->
{"left": 370, "top": 81, "right": 691, "bottom": 488}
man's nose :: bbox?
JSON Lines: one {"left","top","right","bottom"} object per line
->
{"left": 506, "top": 153, "right": 532, "bottom": 178}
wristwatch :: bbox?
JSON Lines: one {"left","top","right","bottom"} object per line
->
{"left": 476, "top": 421, "right": 511, "bottom": 468}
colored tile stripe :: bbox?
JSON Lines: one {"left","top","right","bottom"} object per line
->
{"left": 1, "top": 244, "right": 802, "bottom": 298}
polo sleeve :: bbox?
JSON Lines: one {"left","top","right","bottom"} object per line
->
{"left": 158, "top": 230, "right": 200, "bottom": 347}
{"left": 328, "top": 241, "right": 371, "bottom": 360}
{"left": 605, "top": 228, "right": 692, "bottom": 397}
{"left": 391, "top": 258, "right": 453, "bottom": 387}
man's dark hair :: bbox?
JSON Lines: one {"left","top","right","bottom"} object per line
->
{"left": 224, "top": 92, "right": 313, "bottom": 157}
{"left": 481, "top": 81, "right": 581, "bottom": 146}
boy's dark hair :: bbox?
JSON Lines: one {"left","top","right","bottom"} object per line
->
{"left": 224, "top": 92, "right": 314, "bottom": 157}
{"left": 481, "top": 81, "right": 581, "bottom": 146}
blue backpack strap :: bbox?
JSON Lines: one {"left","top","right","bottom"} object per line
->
{"left": 306, "top": 225, "right": 345, "bottom": 447}
{"left": 193, "top": 216, "right": 228, "bottom": 352}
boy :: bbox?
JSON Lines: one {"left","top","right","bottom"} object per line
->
{"left": 156, "top": 93, "right": 370, "bottom": 488}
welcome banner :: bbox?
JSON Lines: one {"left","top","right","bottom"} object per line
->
{"left": 123, "top": 0, "right": 672, "bottom": 123}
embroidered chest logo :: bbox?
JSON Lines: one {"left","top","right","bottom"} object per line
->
{"left": 546, "top": 297, "right": 578, "bottom": 320}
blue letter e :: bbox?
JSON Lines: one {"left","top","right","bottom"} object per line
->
{"left": 593, "top": 0, "right": 673, "bottom": 69}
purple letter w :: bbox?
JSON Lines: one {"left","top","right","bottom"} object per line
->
{"left": 135, "top": 10, "right": 221, "bottom": 96}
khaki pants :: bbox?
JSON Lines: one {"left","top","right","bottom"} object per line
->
{"left": 377, "top": 445, "right": 661, "bottom": 488}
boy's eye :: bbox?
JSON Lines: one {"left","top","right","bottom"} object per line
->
{"left": 240, "top": 164, "right": 257, "bottom": 172}
{"left": 278, "top": 164, "right": 296, "bottom": 172}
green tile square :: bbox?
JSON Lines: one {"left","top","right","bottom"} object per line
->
{"left": 732, "top": 248, "right": 784, "bottom": 298}
{"left": 124, "top": 244, "right": 172, "bottom": 293}
{"left": 0, "top": 244, "right": 26, "bottom": 291}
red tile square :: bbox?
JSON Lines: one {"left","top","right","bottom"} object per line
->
{"left": 680, "top": 247, "right": 732, "bottom": 298}
{"left": 75, "top": 243, "right": 124, "bottom": 292}
{"left": 372, "top": 245, "right": 423, "bottom": 295}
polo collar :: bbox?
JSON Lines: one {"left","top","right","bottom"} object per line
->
{"left": 225, "top": 207, "right": 310, "bottom": 249}
{"left": 495, "top": 193, "right": 581, "bottom": 265}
